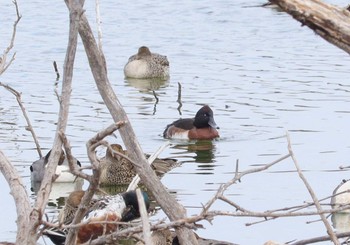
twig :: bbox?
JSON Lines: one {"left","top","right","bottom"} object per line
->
{"left": 53, "top": 61, "right": 60, "bottom": 81}
{"left": 95, "top": 0, "right": 103, "bottom": 52}
{"left": 136, "top": 189, "right": 151, "bottom": 245}
{"left": 177, "top": 82, "right": 182, "bottom": 115}
{"left": 0, "top": 0, "right": 21, "bottom": 76}
{"left": 201, "top": 154, "right": 291, "bottom": 215}
{"left": 0, "top": 82, "right": 42, "bottom": 158}
{"left": 286, "top": 132, "right": 339, "bottom": 245}
{"left": 59, "top": 131, "right": 91, "bottom": 181}
{"left": 127, "top": 141, "right": 171, "bottom": 191}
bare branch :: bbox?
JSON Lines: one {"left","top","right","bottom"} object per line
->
{"left": 74, "top": 4, "right": 198, "bottom": 243}
{"left": 136, "top": 189, "right": 151, "bottom": 245}
{"left": 0, "top": 82, "right": 42, "bottom": 158}
{"left": 29, "top": 0, "right": 83, "bottom": 242}
{"left": 0, "top": 0, "right": 21, "bottom": 75}
{"left": 286, "top": 132, "right": 339, "bottom": 245}
{"left": 127, "top": 141, "right": 171, "bottom": 191}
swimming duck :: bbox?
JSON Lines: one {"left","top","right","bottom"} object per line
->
{"left": 99, "top": 144, "right": 179, "bottom": 186}
{"left": 30, "top": 149, "right": 81, "bottom": 183}
{"left": 124, "top": 46, "right": 169, "bottom": 79}
{"left": 163, "top": 105, "right": 220, "bottom": 140}
{"left": 331, "top": 179, "right": 350, "bottom": 211}
{"left": 44, "top": 190, "right": 150, "bottom": 245}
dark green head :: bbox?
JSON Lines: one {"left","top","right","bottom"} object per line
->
{"left": 121, "top": 190, "right": 150, "bottom": 222}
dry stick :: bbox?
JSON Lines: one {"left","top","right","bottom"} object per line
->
{"left": 65, "top": 121, "right": 124, "bottom": 244}
{"left": 0, "top": 0, "right": 21, "bottom": 75}
{"left": 177, "top": 82, "right": 182, "bottom": 115}
{"left": 286, "top": 132, "right": 339, "bottom": 245}
{"left": 28, "top": 1, "right": 82, "bottom": 244}
{"left": 53, "top": 61, "right": 60, "bottom": 81}
{"left": 73, "top": 5, "right": 198, "bottom": 244}
{"left": 95, "top": 0, "right": 103, "bottom": 52}
{"left": 290, "top": 232, "right": 350, "bottom": 245}
{"left": 136, "top": 189, "right": 152, "bottom": 245}
{"left": 0, "top": 82, "right": 42, "bottom": 158}
{"left": 59, "top": 131, "right": 92, "bottom": 182}
{"left": 246, "top": 193, "right": 350, "bottom": 226}
{"left": 127, "top": 141, "right": 171, "bottom": 191}
{"left": 0, "top": 151, "right": 31, "bottom": 244}
{"left": 201, "top": 154, "right": 291, "bottom": 215}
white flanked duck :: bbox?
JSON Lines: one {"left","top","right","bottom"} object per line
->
{"left": 44, "top": 190, "right": 150, "bottom": 245}
{"left": 30, "top": 149, "right": 83, "bottom": 197}
{"left": 124, "top": 46, "right": 169, "bottom": 79}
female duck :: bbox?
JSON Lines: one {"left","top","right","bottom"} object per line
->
{"left": 124, "top": 46, "right": 169, "bottom": 79}
{"left": 163, "top": 105, "right": 220, "bottom": 140}
{"left": 45, "top": 190, "right": 150, "bottom": 245}
{"left": 99, "top": 144, "right": 179, "bottom": 186}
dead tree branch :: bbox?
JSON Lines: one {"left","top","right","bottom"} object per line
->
{"left": 0, "top": 0, "right": 21, "bottom": 75}
{"left": 67, "top": 1, "right": 198, "bottom": 243}
{"left": 28, "top": 0, "right": 83, "bottom": 243}
{"left": 270, "top": 0, "right": 350, "bottom": 55}
{"left": 0, "top": 82, "right": 42, "bottom": 158}
{"left": 286, "top": 133, "right": 339, "bottom": 245}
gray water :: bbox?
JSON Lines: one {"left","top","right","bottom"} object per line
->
{"left": 1, "top": 0, "right": 350, "bottom": 244}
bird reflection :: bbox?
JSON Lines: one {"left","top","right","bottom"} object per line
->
{"left": 172, "top": 140, "right": 217, "bottom": 174}
{"left": 125, "top": 77, "right": 169, "bottom": 92}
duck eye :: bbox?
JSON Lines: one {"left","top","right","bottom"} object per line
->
{"left": 30, "top": 166, "right": 33, "bottom": 172}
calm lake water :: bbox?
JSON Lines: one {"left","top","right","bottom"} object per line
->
{"left": 1, "top": 0, "right": 350, "bottom": 244}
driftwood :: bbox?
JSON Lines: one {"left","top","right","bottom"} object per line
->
{"left": 270, "top": 0, "right": 350, "bottom": 54}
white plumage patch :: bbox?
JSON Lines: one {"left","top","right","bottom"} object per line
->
{"left": 83, "top": 195, "right": 126, "bottom": 221}
{"left": 124, "top": 60, "right": 148, "bottom": 79}
{"left": 170, "top": 131, "right": 190, "bottom": 140}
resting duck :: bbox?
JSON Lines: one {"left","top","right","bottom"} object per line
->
{"left": 30, "top": 149, "right": 81, "bottom": 183}
{"left": 44, "top": 190, "right": 150, "bottom": 245}
{"left": 331, "top": 179, "right": 350, "bottom": 211}
{"left": 163, "top": 105, "right": 220, "bottom": 140}
{"left": 124, "top": 46, "right": 169, "bottom": 79}
{"left": 99, "top": 144, "right": 179, "bottom": 186}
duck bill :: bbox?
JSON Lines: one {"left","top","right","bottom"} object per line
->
{"left": 209, "top": 117, "right": 219, "bottom": 129}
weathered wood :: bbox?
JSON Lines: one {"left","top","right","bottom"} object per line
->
{"left": 270, "top": 0, "right": 350, "bottom": 54}
{"left": 28, "top": 0, "right": 83, "bottom": 244}
{"left": 0, "top": 151, "right": 31, "bottom": 244}
{"left": 69, "top": 2, "right": 198, "bottom": 244}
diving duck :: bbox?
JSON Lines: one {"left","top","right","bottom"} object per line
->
{"left": 99, "top": 144, "right": 180, "bottom": 186}
{"left": 163, "top": 105, "right": 220, "bottom": 140}
{"left": 44, "top": 190, "right": 150, "bottom": 245}
{"left": 124, "top": 46, "right": 169, "bottom": 79}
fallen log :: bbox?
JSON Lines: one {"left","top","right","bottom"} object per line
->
{"left": 270, "top": 0, "right": 350, "bottom": 54}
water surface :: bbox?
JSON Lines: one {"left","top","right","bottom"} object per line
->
{"left": 1, "top": 0, "right": 350, "bottom": 244}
